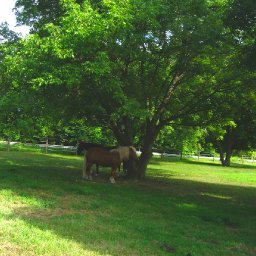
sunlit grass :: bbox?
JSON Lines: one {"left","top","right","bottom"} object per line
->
{"left": 148, "top": 156, "right": 256, "bottom": 186}
{"left": 0, "top": 150, "right": 255, "bottom": 255}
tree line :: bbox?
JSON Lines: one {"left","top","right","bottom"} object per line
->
{"left": 0, "top": 0, "right": 255, "bottom": 178}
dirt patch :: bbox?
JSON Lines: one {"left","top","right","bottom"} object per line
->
{"left": 13, "top": 206, "right": 90, "bottom": 220}
{"left": 0, "top": 241, "right": 34, "bottom": 256}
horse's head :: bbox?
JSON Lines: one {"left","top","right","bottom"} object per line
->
{"left": 129, "top": 147, "right": 138, "bottom": 161}
{"left": 76, "top": 142, "right": 83, "bottom": 155}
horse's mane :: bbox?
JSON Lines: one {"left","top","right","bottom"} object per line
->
{"left": 77, "top": 141, "right": 116, "bottom": 154}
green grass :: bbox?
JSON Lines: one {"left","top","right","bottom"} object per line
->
{"left": 0, "top": 150, "right": 255, "bottom": 256}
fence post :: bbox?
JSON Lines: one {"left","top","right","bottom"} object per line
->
{"left": 45, "top": 138, "right": 48, "bottom": 154}
{"left": 7, "top": 138, "right": 10, "bottom": 151}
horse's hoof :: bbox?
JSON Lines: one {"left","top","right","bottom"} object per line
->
{"left": 109, "top": 177, "right": 116, "bottom": 184}
{"left": 83, "top": 175, "right": 93, "bottom": 181}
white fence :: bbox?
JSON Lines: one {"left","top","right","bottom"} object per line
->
{"left": 1, "top": 141, "right": 255, "bottom": 164}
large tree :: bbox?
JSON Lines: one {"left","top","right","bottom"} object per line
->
{"left": 15, "top": 0, "right": 84, "bottom": 32}
{"left": 3, "top": 0, "right": 251, "bottom": 177}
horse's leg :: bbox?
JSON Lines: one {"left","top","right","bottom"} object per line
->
{"left": 123, "top": 161, "right": 128, "bottom": 176}
{"left": 109, "top": 166, "right": 116, "bottom": 184}
{"left": 95, "top": 164, "right": 99, "bottom": 176}
{"left": 116, "top": 163, "right": 121, "bottom": 177}
{"left": 82, "top": 156, "right": 87, "bottom": 179}
{"left": 85, "top": 162, "right": 93, "bottom": 180}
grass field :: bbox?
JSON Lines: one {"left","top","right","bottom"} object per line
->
{"left": 0, "top": 149, "right": 255, "bottom": 256}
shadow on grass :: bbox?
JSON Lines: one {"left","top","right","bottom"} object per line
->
{"left": 0, "top": 151, "right": 256, "bottom": 256}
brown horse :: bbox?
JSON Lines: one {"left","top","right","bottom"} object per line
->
{"left": 83, "top": 147, "right": 122, "bottom": 183}
{"left": 83, "top": 146, "right": 138, "bottom": 183}
{"left": 77, "top": 141, "right": 116, "bottom": 175}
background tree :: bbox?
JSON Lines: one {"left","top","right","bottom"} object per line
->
{"left": 206, "top": 91, "right": 256, "bottom": 166}
{"left": 204, "top": 0, "right": 256, "bottom": 166}
{"left": 225, "top": 0, "right": 256, "bottom": 70}
{"left": 155, "top": 125, "right": 206, "bottom": 158}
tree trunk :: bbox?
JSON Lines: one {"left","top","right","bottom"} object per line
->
{"left": 112, "top": 117, "right": 161, "bottom": 180}
{"left": 136, "top": 121, "right": 161, "bottom": 180}
{"left": 223, "top": 143, "right": 233, "bottom": 167}
{"left": 218, "top": 128, "right": 234, "bottom": 167}
{"left": 124, "top": 160, "right": 138, "bottom": 179}
{"left": 224, "top": 150, "right": 231, "bottom": 166}
{"left": 217, "top": 141, "right": 225, "bottom": 165}
{"left": 137, "top": 146, "right": 153, "bottom": 180}
{"left": 112, "top": 117, "right": 134, "bottom": 146}
{"left": 111, "top": 117, "right": 137, "bottom": 178}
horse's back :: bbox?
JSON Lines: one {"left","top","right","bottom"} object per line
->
{"left": 86, "top": 147, "right": 121, "bottom": 166}
{"left": 111, "top": 146, "right": 137, "bottom": 161}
